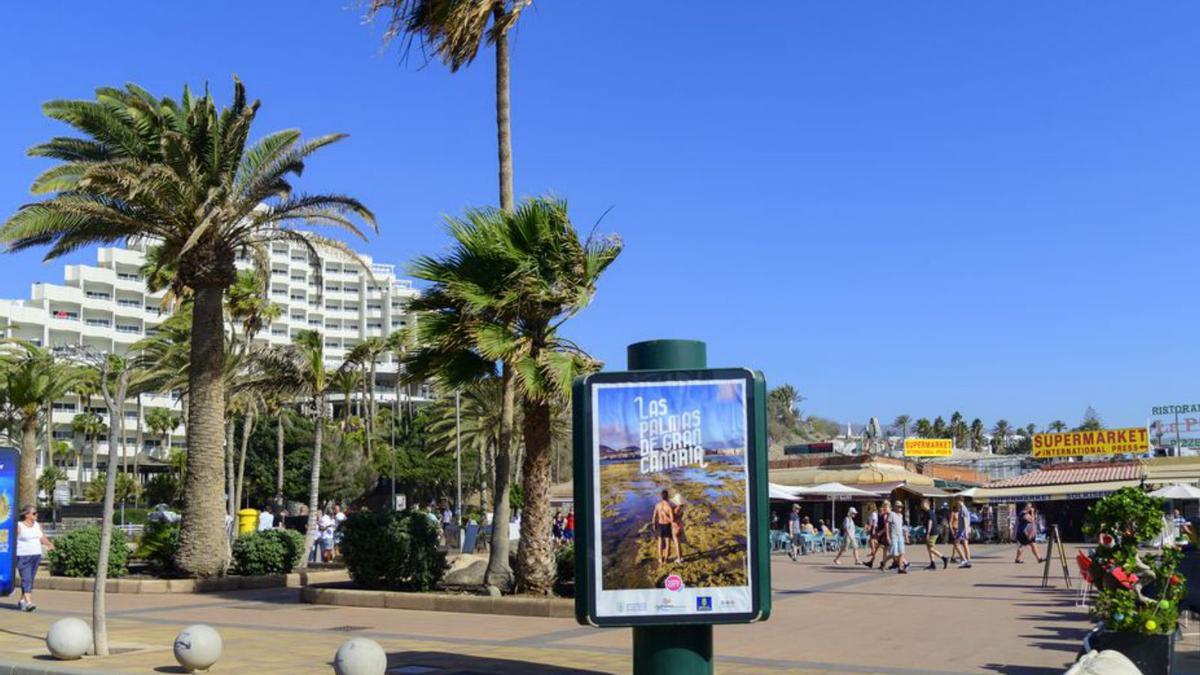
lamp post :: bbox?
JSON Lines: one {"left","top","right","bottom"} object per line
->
{"left": 455, "top": 389, "right": 463, "bottom": 549}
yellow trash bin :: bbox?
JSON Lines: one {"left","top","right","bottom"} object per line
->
{"left": 237, "top": 508, "right": 259, "bottom": 536}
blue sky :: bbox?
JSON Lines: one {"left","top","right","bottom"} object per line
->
{"left": 0, "top": 3, "right": 1196, "bottom": 430}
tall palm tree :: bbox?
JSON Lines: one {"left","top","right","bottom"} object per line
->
{"left": 914, "top": 418, "right": 932, "bottom": 439}
{"left": 368, "top": 0, "right": 530, "bottom": 213}
{"left": 411, "top": 197, "right": 622, "bottom": 594}
{"left": 226, "top": 269, "right": 281, "bottom": 343}
{"left": 0, "top": 342, "right": 79, "bottom": 504}
{"left": 892, "top": 414, "right": 911, "bottom": 440}
{"left": 970, "top": 418, "right": 984, "bottom": 452}
{"left": 992, "top": 420, "right": 1012, "bottom": 454}
{"left": 346, "top": 337, "right": 387, "bottom": 460}
{"left": 144, "top": 407, "right": 180, "bottom": 464}
{"left": 425, "top": 378, "right": 519, "bottom": 511}
{"left": 71, "top": 412, "right": 105, "bottom": 497}
{"left": 331, "top": 368, "right": 362, "bottom": 425}
{"left": 262, "top": 330, "right": 329, "bottom": 567}
{"left": 1049, "top": 420, "right": 1067, "bottom": 433}
{"left": 0, "top": 80, "right": 376, "bottom": 577}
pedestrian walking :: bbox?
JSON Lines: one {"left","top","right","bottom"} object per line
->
{"left": 832, "top": 506, "right": 862, "bottom": 566}
{"left": 15, "top": 505, "right": 53, "bottom": 612}
{"left": 952, "top": 497, "right": 973, "bottom": 568}
{"left": 863, "top": 501, "right": 889, "bottom": 568}
{"left": 881, "top": 501, "right": 910, "bottom": 574}
{"left": 919, "top": 499, "right": 948, "bottom": 570}
{"left": 787, "top": 504, "right": 803, "bottom": 560}
{"left": 1014, "top": 502, "right": 1043, "bottom": 564}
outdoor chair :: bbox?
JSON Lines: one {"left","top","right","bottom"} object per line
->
{"left": 1075, "top": 550, "right": 1094, "bottom": 608}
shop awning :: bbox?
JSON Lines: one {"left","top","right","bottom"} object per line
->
{"left": 971, "top": 480, "right": 1142, "bottom": 503}
{"left": 894, "top": 484, "right": 951, "bottom": 499}
{"left": 769, "top": 463, "right": 935, "bottom": 488}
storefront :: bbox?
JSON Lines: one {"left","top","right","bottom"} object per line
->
{"left": 971, "top": 471, "right": 1143, "bottom": 542}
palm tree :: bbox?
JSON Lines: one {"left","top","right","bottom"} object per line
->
{"left": 0, "top": 341, "right": 79, "bottom": 504}
{"left": 0, "top": 80, "right": 376, "bottom": 577}
{"left": 263, "top": 330, "right": 329, "bottom": 568}
{"left": 992, "top": 420, "right": 1012, "bottom": 454}
{"left": 331, "top": 368, "right": 362, "bottom": 426}
{"left": 411, "top": 197, "right": 622, "bottom": 594}
{"left": 71, "top": 413, "right": 106, "bottom": 496}
{"left": 914, "top": 418, "right": 932, "bottom": 439}
{"left": 425, "top": 378, "right": 517, "bottom": 512}
{"left": 346, "top": 337, "right": 387, "bottom": 460}
{"left": 1049, "top": 420, "right": 1067, "bottom": 433}
{"left": 970, "top": 418, "right": 984, "bottom": 452}
{"left": 892, "top": 414, "right": 911, "bottom": 440}
{"left": 144, "top": 408, "right": 180, "bottom": 465}
{"left": 368, "top": 0, "right": 530, "bottom": 213}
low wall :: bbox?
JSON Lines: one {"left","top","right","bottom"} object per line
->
{"left": 301, "top": 584, "right": 573, "bottom": 618}
{"left": 41, "top": 569, "right": 348, "bottom": 593}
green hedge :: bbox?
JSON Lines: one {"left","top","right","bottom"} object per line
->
{"left": 48, "top": 526, "right": 128, "bottom": 578}
{"left": 341, "top": 511, "right": 445, "bottom": 591}
{"left": 231, "top": 529, "right": 306, "bottom": 576}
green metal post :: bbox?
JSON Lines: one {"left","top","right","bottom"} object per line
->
{"left": 627, "top": 339, "right": 713, "bottom": 675}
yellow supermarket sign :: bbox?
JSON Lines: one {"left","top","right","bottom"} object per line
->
{"left": 904, "top": 438, "right": 952, "bottom": 457}
{"left": 1032, "top": 427, "right": 1149, "bottom": 458}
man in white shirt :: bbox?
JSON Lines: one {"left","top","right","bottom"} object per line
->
{"left": 258, "top": 506, "right": 275, "bottom": 532}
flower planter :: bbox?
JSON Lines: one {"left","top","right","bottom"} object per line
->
{"left": 1083, "top": 626, "right": 1177, "bottom": 675}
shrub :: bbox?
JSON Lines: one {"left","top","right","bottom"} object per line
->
{"left": 84, "top": 473, "right": 141, "bottom": 503}
{"left": 341, "top": 510, "right": 446, "bottom": 591}
{"left": 230, "top": 529, "right": 306, "bottom": 576}
{"left": 134, "top": 521, "right": 179, "bottom": 573}
{"left": 1084, "top": 487, "right": 1185, "bottom": 635}
{"left": 143, "top": 474, "right": 181, "bottom": 506}
{"left": 554, "top": 543, "right": 575, "bottom": 597}
{"left": 48, "top": 526, "right": 128, "bottom": 578}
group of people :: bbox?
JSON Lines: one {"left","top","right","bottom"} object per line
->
{"left": 551, "top": 508, "right": 575, "bottom": 542}
{"left": 652, "top": 490, "right": 688, "bottom": 564}
{"left": 784, "top": 497, "right": 979, "bottom": 573}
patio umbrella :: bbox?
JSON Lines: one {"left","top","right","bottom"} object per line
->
{"left": 1149, "top": 484, "right": 1200, "bottom": 500}
{"left": 802, "top": 482, "right": 879, "bottom": 527}
{"left": 769, "top": 483, "right": 804, "bottom": 501}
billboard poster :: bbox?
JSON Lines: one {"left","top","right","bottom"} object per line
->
{"left": 578, "top": 370, "right": 766, "bottom": 626}
{"left": 1150, "top": 403, "right": 1200, "bottom": 449}
{"left": 0, "top": 447, "right": 16, "bottom": 596}
{"left": 904, "top": 438, "right": 953, "bottom": 457}
{"left": 1032, "top": 427, "right": 1149, "bottom": 459}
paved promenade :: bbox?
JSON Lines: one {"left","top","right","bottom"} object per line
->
{"left": 0, "top": 545, "right": 1122, "bottom": 674}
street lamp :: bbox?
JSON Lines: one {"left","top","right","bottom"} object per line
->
{"left": 455, "top": 389, "right": 462, "bottom": 549}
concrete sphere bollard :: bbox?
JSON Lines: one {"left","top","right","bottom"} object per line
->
{"left": 45, "top": 618, "right": 93, "bottom": 660}
{"left": 173, "top": 624, "right": 223, "bottom": 672}
{"left": 333, "top": 637, "right": 387, "bottom": 675}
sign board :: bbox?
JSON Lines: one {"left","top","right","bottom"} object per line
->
{"left": 0, "top": 447, "right": 17, "bottom": 596}
{"left": 1150, "top": 403, "right": 1200, "bottom": 449}
{"left": 1032, "top": 427, "right": 1149, "bottom": 459}
{"left": 573, "top": 369, "right": 769, "bottom": 627}
{"left": 904, "top": 438, "right": 953, "bottom": 457}
{"left": 52, "top": 481, "right": 70, "bottom": 507}
{"left": 393, "top": 494, "right": 407, "bottom": 512}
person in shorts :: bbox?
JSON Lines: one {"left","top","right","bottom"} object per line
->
{"left": 652, "top": 490, "right": 675, "bottom": 564}
{"left": 920, "top": 499, "right": 948, "bottom": 570}
{"left": 832, "top": 506, "right": 861, "bottom": 565}
{"left": 881, "top": 501, "right": 910, "bottom": 574}
{"left": 864, "top": 501, "right": 889, "bottom": 568}
{"left": 952, "top": 498, "right": 973, "bottom": 568}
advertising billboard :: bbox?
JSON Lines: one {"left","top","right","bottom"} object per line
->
{"left": 573, "top": 369, "right": 768, "bottom": 627}
{"left": 1032, "top": 427, "right": 1149, "bottom": 459}
{"left": 904, "top": 438, "right": 953, "bottom": 457}
{"left": 0, "top": 447, "right": 16, "bottom": 596}
{"left": 1150, "top": 403, "right": 1200, "bottom": 449}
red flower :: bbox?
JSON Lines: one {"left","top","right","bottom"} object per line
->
{"left": 1170, "top": 575, "right": 1181, "bottom": 586}
{"left": 1110, "top": 567, "right": 1135, "bottom": 589}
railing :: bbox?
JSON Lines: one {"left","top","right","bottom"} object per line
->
{"left": 115, "top": 326, "right": 141, "bottom": 334}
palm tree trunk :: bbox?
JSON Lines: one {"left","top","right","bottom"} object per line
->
{"left": 367, "top": 359, "right": 377, "bottom": 460}
{"left": 43, "top": 401, "right": 53, "bottom": 482}
{"left": 235, "top": 411, "right": 253, "bottom": 512}
{"left": 225, "top": 419, "right": 236, "bottom": 520}
{"left": 19, "top": 416, "right": 38, "bottom": 510}
{"left": 75, "top": 438, "right": 85, "bottom": 499}
{"left": 275, "top": 415, "right": 285, "bottom": 508}
{"left": 175, "top": 285, "right": 230, "bottom": 578}
{"left": 516, "top": 398, "right": 554, "bottom": 594}
{"left": 484, "top": 363, "right": 515, "bottom": 590}
{"left": 494, "top": 7, "right": 514, "bottom": 212}
{"left": 300, "top": 396, "right": 324, "bottom": 570}
{"left": 361, "top": 366, "right": 372, "bottom": 460}
{"left": 133, "top": 396, "right": 142, "bottom": 507}
{"left": 92, "top": 405, "right": 122, "bottom": 657}
{"left": 90, "top": 422, "right": 100, "bottom": 486}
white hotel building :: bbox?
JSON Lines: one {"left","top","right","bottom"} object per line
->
{"left": 0, "top": 240, "right": 421, "bottom": 484}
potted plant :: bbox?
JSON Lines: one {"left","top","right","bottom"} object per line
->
{"left": 1082, "top": 487, "right": 1185, "bottom": 674}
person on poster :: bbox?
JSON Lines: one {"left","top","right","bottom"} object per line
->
{"left": 652, "top": 490, "right": 676, "bottom": 565}
{"left": 670, "top": 493, "right": 687, "bottom": 564}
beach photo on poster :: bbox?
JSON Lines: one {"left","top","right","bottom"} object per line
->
{"left": 592, "top": 379, "right": 750, "bottom": 593}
